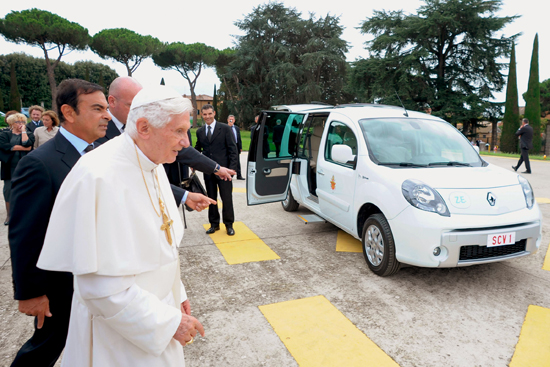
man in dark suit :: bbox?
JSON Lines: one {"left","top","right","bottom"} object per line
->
{"left": 95, "top": 76, "right": 234, "bottom": 208}
{"left": 512, "top": 118, "right": 534, "bottom": 174}
{"left": 227, "top": 115, "right": 244, "bottom": 180}
{"left": 8, "top": 79, "right": 110, "bottom": 366}
{"left": 25, "top": 105, "right": 45, "bottom": 134}
{"left": 195, "top": 104, "right": 239, "bottom": 235}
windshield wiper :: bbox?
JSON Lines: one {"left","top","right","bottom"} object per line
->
{"left": 379, "top": 162, "right": 428, "bottom": 167}
{"left": 428, "top": 161, "right": 471, "bottom": 167}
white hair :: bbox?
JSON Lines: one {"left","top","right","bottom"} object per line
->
{"left": 126, "top": 97, "right": 193, "bottom": 138}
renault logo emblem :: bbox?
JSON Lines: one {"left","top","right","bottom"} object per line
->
{"left": 487, "top": 192, "right": 496, "bottom": 206}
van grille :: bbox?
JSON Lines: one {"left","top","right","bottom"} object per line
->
{"left": 459, "top": 240, "right": 527, "bottom": 261}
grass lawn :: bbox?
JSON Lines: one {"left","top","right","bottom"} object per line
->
{"left": 190, "top": 127, "right": 251, "bottom": 151}
{"left": 480, "top": 151, "right": 548, "bottom": 161}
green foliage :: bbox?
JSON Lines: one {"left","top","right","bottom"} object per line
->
{"left": 353, "top": 0, "right": 517, "bottom": 126}
{"left": 219, "top": 100, "right": 230, "bottom": 125}
{"left": 0, "top": 53, "right": 118, "bottom": 109}
{"left": 153, "top": 42, "right": 219, "bottom": 126}
{"left": 0, "top": 9, "right": 90, "bottom": 110}
{"left": 501, "top": 43, "right": 520, "bottom": 153}
{"left": 91, "top": 28, "right": 161, "bottom": 76}
{"left": 221, "top": 3, "right": 349, "bottom": 124}
{"left": 523, "top": 34, "right": 541, "bottom": 153}
{"left": 0, "top": 82, "right": 4, "bottom": 112}
{"left": 540, "top": 78, "right": 550, "bottom": 115}
{"left": 9, "top": 63, "right": 21, "bottom": 111}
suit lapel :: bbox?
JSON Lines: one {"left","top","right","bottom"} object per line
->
{"left": 211, "top": 124, "right": 222, "bottom": 143}
{"left": 54, "top": 133, "right": 81, "bottom": 169}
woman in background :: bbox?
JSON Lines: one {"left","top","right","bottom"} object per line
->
{"left": 33, "top": 110, "right": 59, "bottom": 148}
{"left": 0, "top": 113, "right": 35, "bottom": 225}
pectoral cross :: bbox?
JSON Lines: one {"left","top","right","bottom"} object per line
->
{"left": 159, "top": 199, "right": 174, "bottom": 245}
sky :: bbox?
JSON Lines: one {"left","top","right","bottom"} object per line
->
{"left": 1, "top": 0, "right": 548, "bottom": 106}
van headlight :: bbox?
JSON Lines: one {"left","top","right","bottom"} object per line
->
{"left": 402, "top": 179, "right": 450, "bottom": 217}
{"left": 518, "top": 175, "right": 535, "bottom": 209}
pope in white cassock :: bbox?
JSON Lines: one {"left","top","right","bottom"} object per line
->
{"left": 37, "top": 86, "right": 205, "bottom": 366}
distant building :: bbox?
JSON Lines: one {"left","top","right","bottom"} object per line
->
{"left": 182, "top": 94, "right": 213, "bottom": 113}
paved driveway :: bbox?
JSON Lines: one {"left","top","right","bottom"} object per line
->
{"left": 0, "top": 154, "right": 548, "bottom": 366}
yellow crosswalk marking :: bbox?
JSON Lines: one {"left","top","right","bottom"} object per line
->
{"left": 543, "top": 243, "right": 550, "bottom": 271}
{"left": 335, "top": 230, "right": 362, "bottom": 253}
{"left": 259, "top": 295, "right": 399, "bottom": 367}
{"left": 203, "top": 221, "right": 279, "bottom": 264}
{"left": 536, "top": 197, "right": 550, "bottom": 204}
{"left": 510, "top": 305, "right": 550, "bottom": 367}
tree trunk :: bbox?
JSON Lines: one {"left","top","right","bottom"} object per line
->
{"left": 491, "top": 121, "right": 498, "bottom": 151}
{"left": 42, "top": 46, "right": 58, "bottom": 112}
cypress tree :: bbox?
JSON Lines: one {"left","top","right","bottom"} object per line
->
{"left": 500, "top": 43, "right": 520, "bottom": 153}
{"left": 84, "top": 65, "right": 90, "bottom": 81}
{"left": 0, "top": 86, "right": 4, "bottom": 112}
{"left": 160, "top": 77, "right": 165, "bottom": 85}
{"left": 9, "top": 62, "right": 21, "bottom": 112}
{"left": 213, "top": 84, "right": 218, "bottom": 117}
{"left": 523, "top": 34, "right": 541, "bottom": 153}
{"left": 98, "top": 70, "right": 104, "bottom": 89}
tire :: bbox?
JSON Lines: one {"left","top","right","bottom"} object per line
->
{"left": 361, "top": 213, "right": 400, "bottom": 276}
{"left": 282, "top": 190, "right": 299, "bottom": 212}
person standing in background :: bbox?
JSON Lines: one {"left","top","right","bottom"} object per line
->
{"left": 227, "top": 115, "right": 244, "bottom": 180}
{"left": 25, "top": 105, "right": 45, "bottom": 134}
{"left": 33, "top": 111, "right": 60, "bottom": 148}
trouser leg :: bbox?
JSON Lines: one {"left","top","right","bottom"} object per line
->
{"left": 204, "top": 174, "right": 220, "bottom": 226}
{"left": 522, "top": 148, "right": 531, "bottom": 172}
{"left": 236, "top": 153, "right": 242, "bottom": 178}
{"left": 11, "top": 289, "right": 72, "bottom": 367}
{"left": 516, "top": 154, "right": 524, "bottom": 169}
{"left": 218, "top": 180, "right": 234, "bottom": 227}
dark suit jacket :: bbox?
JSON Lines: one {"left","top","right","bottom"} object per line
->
{"left": 229, "top": 125, "right": 242, "bottom": 151}
{"left": 25, "top": 120, "right": 43, "bottom": 134}
{"left": 195, "top": 122, "right": 238, "bottom": 172}
{"left": 9, "top": 133, "right": 78, "bottom": 300}
{"left": 516, "top": 124, "right": 534, "bottom": 150}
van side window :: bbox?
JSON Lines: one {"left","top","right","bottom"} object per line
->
{"left": 325, "top": 121, "right": 356, "bottom": 168}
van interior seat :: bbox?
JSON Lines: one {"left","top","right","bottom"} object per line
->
{"left": 309, "top": 124, "right": 324, "bottom": 168}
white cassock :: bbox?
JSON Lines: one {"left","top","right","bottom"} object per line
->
{"left": 37, "top": 132, "right": 186, "bottom": 367}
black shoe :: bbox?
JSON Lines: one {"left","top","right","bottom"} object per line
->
{"left": 206, "top": 225, "right": 220, "bottom": 234}
{"left": 522, "top": 171, "right": 531, "bottom": 174}
{"left": 3, "top": 219, "right": 8, "bottom": 226}
{"left": 512, "top": 166, "right": 518, "bottom": 172}
{"left": 237, "top": 177, "right": 245, "bottom": 180}
{"left": 226, "top": 227, "right": 235, "bottom": 236}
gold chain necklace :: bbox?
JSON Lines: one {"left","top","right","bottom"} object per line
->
{"left": 134, "top": 143, "right": 174, "bottom": 245}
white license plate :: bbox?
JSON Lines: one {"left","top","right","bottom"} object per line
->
{"left": 487, "top": 232, "right": 516, "bottom": 247}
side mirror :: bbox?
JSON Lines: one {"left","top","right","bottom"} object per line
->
{"left": 332, "top": 144, "right": 355, "bottom": 164}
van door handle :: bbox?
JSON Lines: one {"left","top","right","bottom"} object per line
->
{"left": 318, "top": 169, "right": 325, "bottom": 176}
{"left": 263, "top": 168, "right": 271, "bottom": 175}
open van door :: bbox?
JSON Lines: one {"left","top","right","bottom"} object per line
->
{"left": 247, "top": 111, "right": 307, "bottom": 205}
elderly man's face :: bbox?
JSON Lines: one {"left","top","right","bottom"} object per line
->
{"left": 149, "top": 111, "right": 190, "bottom": 164}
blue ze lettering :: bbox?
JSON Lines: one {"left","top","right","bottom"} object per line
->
{"left": 455, "top": 196, "right": 466, "bottom": 204}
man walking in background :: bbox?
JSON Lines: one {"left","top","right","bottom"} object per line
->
{"left": 195, "top": 104, "right": 238, "bottom": 235}
{"left": 227, "top": 115, "right": 244, "bottom": 180}
{"left": 512, "top": 118, "right": 534, "bottom": 174}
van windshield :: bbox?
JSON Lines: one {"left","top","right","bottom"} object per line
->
{"left": 359, "top": 118, "right": 484, "bottom": 168}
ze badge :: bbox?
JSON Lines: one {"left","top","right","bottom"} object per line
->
{"left": 330, "top": 175, "right": 336, "bottom": 190}
{"left": 449, "top": 192, "right": 470, "bottom": 209}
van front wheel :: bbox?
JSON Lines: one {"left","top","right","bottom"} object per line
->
{"left": 362, "top": 214, "right": 400, "bottom": 276}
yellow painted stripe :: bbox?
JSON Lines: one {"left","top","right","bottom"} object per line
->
{"left": 536, "top": 197, "right": 550, "bottom": 204}
{"left": 510, "top": 305, "right": 550, "bottom": 367}
{"left": 335, "top": 230, "right": 362, "bottom": 253}
{"left": 233, "top": 187, "right": 246, "bottom": 193}
{"left": 259, "top": 295, "right": 399, "bottom": 367}
{"left": 203, "top": 221, "right": 279, "bottom": 264}
{"left": 542, "top": 243, "right": 550, "bottom": 271}
{"left": 297, "top": 215, "right": 308, "bottom": 223}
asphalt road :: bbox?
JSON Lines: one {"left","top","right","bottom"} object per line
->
{"left": 0, "top": 154, "right": 548, "bottom": 366}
